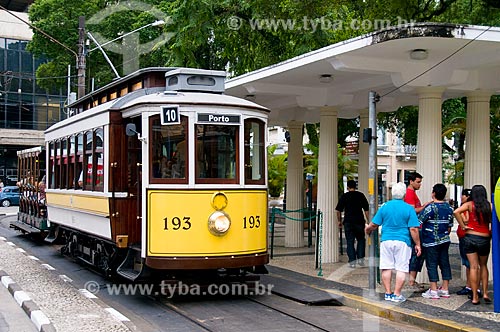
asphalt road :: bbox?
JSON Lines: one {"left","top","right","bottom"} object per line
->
{"left": 0, "top": 206, "right": 430, "bottom": 332}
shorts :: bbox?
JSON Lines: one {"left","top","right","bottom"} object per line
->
{"left": 463, "top": 234, "right": 491, "bottom": 256}
{"left": 379, "top": 240, "right": 412, "bottom": 272}
{"left": 409, "top": 240, "right": 425, "bottom": 272}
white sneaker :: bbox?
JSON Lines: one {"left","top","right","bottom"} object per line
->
{"left": 438, "top": 287, "right": 450, "bottom": 298}
{"left": 422, "top": 289, "right": 440, "bottom": 299}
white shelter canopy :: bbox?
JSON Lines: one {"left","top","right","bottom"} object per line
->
{"left": 225, "top": 23, "right": 499, "bottom": 269}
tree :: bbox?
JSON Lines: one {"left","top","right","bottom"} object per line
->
{"left": 267, "top": 145, "right": 287, "bottom": 198}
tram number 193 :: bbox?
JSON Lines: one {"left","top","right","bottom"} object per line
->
{"left": 164, "top": 216, "right": 191, "bottom": 230}
{"left": 243, "top": 216, "right": 261, "bottom": 229}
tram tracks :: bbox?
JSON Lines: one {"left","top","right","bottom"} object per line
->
{"left": 156, "top": 293, "right": 332, "bottom": 332}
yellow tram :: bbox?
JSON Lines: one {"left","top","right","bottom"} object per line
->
{"left": 14, "top": 68, "right": 269, "bottom": 281}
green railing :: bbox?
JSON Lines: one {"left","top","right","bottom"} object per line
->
{"left": 269, "top": 206, "right": 324, "bottom": 275}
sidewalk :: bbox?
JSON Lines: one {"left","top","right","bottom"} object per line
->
{"left": 269, "top": 222, "right": 500, "bottom": 332}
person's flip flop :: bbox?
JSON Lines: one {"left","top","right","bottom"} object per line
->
{"left": 483, "top": 297, "right": 492, "bottom": 304}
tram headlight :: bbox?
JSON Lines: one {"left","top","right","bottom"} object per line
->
{"left": 208, "top": 211, "right": 231, "bottom": 236}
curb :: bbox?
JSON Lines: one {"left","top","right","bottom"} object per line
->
{"left": 0, "top": 270, "right": 56, "bottom": 332}
{"left": 326, "top": 289, "right": 490, "bottom": 332}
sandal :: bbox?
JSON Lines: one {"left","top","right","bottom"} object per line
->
{"left": 471, "top": 300, "right": 480, "bottom": 305}
{"left": 483, "top": 297, "right": 492, "bottom": 304}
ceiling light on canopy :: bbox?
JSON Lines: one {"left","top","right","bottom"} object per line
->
{"left": 319, "top": 74, "right": 333, "bottom": 83}
{"left": 410, "top": 49, "right": 428, "bottom": 60}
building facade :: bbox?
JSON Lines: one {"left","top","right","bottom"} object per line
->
{"left": 0, "top": 9, "right": 66, "bottom": 184}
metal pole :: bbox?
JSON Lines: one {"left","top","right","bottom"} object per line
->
{"left": 77, "top": 16, "right": 86, "bottom": 99}
{"left": 87, "top": 32, "right": 121, "bottom": 79}
{"left": 368, "top": 91, "right": 379, "bottom": 296}
{"left": 492, "top": 181, "right": 500, "bottom": 313}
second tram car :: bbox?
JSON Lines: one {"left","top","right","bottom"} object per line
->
{"left": 13, "top": 68, "right": 270, "bottom": 281}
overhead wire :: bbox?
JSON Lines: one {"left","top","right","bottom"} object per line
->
{"left": 0, "top": 4, "right": 78, "bottom": 59}
{"left": 379, "top": 25, "right": 493, "bottom": 99}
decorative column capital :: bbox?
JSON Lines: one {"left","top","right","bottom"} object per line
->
{"left": 466, "top": 90, "right": 493, "bottom": 103}
{"left": 319, "top": 106, "right": 338, "bottom": 117}
{"left": 287, "top": 120, "right": 304, "bottom": 130}
{"left": 416, "top": 87, "right": 445, "bottom": 99}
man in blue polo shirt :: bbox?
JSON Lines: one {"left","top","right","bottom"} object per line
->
{"left": 365, "top": 182, "right": 421, "bottom": 303}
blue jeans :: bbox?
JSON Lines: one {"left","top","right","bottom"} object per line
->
{"left": 343, "top": 223, "right": 365, "bottom": 263}
{"left": 424, "top": 242, "right": 452, "bottom": 282}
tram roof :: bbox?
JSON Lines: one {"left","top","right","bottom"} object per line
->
{"left": 225, "top": 23, "right": 500, "bottom": 126}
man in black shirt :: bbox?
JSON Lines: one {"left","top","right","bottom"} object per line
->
{"left": 336, "top": 180, "right": 369, "bottom": 268}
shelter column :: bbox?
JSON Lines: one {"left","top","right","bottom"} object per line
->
{"left": 464, "top": 91, "right": 492, "bottom": 196}
{"left": 416, "top": 88, "right": 444, "bottom": 203}
{"left": 415, "top": 87, "right": 444, "bottom": 284}
{"left": 464, "top": 91, "right": 493, "bottom": 281}
{"left": 317, "top": 107, "right": 338, "bottom": 263}
{"left": 358, "top": 109, "right": 369, "bottom": 196}
{"left": 285, "top": 120, "right": 305, "bottom": 247}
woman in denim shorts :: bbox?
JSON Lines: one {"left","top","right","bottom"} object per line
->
{"left": 453, "top": 185, "right": 492, "bottom": 305}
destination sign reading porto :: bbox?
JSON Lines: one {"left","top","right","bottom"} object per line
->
{"left": 197, "top": 113, "right": 240, "bottom": 124}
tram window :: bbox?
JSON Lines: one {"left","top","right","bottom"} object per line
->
{"left": 55, "top": 140, "right": 61, "bottom": 188}
{"left": 68, "top": 136, "right": 76, "bottom": 188}
{"left": 127, "top": 117, "right": 142, "bottom": 189}
{"left": 195, "top": 124, "right": 238, "bottom": 184}
{"left": 48, "top": 142, "right": 55, "bottom": 189}
{"left": 75, "top": 133, "right": 83, "bottom": 189}
{"left": 61, "top": 138, "right": 68, "bottom": 188}
{"left": 150, "top": 115, "right": 188, "bottom": 183}
{"left": 84, "top": 131, "right": 93, "bottom": 190}
{"left": 244, "top": 119, "right": 265, "bottom": 184}
{"left": 94, "top": 128, "right": 104, "bottom": 191}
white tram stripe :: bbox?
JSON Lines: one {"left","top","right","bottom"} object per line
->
{"left": 16, "top": 248, "right": 26, "bottom": 253}
{"left": 105, "top": 308, "right": 130, "bottom": 322}
{"left": 27, "top": 255, "right": 39, "bottom": 260}
{"left": 6, "top": 241, "right": 15, "bottom": 246}
{"left": 0, "top": 236, "right": 6, "bottom": 241}
{"left": 41, "top": 264, "right": 55, "bottom": 271}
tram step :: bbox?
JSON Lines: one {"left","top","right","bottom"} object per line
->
{"left": 117, "top": 247, "right": 150, "bottom": 281}
{"left": 10, "top": 220, "right": 41, "bottom": 234}
{"left": 44, "top": 226, "right": 59, "bottom": 243}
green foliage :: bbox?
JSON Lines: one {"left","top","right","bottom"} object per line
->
{"left": 267, "top": 145, "right": 287, "bottom": 197}
{"left": 377, "top": 106, "right": 419, "bottom": 146}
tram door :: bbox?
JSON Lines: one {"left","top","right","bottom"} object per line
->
{"left": 126, "top": 117, "right": 143, "bottom": 240}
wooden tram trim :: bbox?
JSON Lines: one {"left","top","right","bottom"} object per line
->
{"left": 68, "top": 68, "right": 169, "bottom": 115}
{"left": 145, "top": 252, "right": 269, "bottom": 270}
